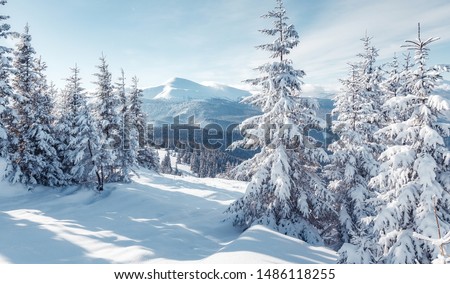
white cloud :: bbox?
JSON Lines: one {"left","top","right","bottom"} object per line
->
{"left": 288, "top": 0, "right": 450, "bottom": 86}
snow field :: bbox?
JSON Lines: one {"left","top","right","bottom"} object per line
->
{"left": 0, "top": 159, "right": 337, "bottom": 264}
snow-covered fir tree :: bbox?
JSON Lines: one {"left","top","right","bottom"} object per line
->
{"left": 190, "top": 150, "right": 200, "bottom": 176}
{"left": 371, "top": 24, "right": 450, "bottom": 264}
{"left": 56, "top": 65, "right": 102, "bottom": 188}
{"left": 5, "top": 25, "right": 61, "bottom": 188}
{"left": 114, "top": 69, "right": 135, "bottom": 182}
{"left": 224, "top": 161, "right": 234, "bottom": 178}
{"left": 326, "top": 35, "right": 385, "bottom": 262}
{"left": 355, "top": 34, "right": 385, "bottom": 129}
{"left": 181, "top": 149, "right": 191, "bottom": 164}
{"left": 226, "top": 0, "right": 334, "bottom": 244}
{"left": 136, "top": 147, "right": 159, "bottom": 172}
{"left": 160, "top": 150, "right": 172, "bottom": 174}
{"left": 29, "top": 57, "right": 63, "bottom": 186}
{"left": 127, "top": 76, "right": 146, "bottom": 144}
{"left": 128, "top": 76, "right": 159, "bottom": 171}
{"left": 93, "top": 55, "right": 121, "bottom": 183}
{"left": 0, "top": 0, "right": 16, "bottom": 156}
{"left": 198, "top": 150, "right": 209, "bottom": 178}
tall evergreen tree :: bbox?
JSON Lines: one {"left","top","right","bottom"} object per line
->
{"left": 93, "top": 55, "right": 120, "bottom": 183}
{"left": 190, "top": 150, "right": 200, "bottom": 176}
{"left": 128, "top": 76, "right": 146, "bottom": 145}
{"left": 114, "top": 69, "right": 135, "bottom": 182}
{"left": 226, "top": 0, "right": 334, "bottom": 244}
{"left": 160, "top": 150, "right": 173, "bottom": 174}
{"left": 371, "top": 24, "right": 450, "bottom": 264}
{"left": 198, "top": 150, "right": 209, "bottom": 178}
{"left": 0, "top": 0, "right": 16, "bottom": 156}
{"left": 356, "top": 35, "right": 385, "bottom": 130}
{"left": 326, "top": 68, "right": 378, "bottom": 263}
{"left": 30, "top": 57, "right": 62, "bottom": 186}
{"left": 128, "top": 76, "right": 159, "bottom": 172}
{"left": 56, "top": 65, "right": 101, "bottom": 187}
{"left": 326, "top": 35, "right": 385, "bottom": 262}
{"left": 5, "top": 25, "right": 60, "bottom": 188}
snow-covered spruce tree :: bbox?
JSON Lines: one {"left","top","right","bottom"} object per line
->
{"left": 181, "top": 149, "right": 191, "bottom": 164}
{"left": 93, "top": 55, "right": 121, "bottom": 183}
{"left": 114, "top": 69, "right": 135, "bottom": 182}
{"left": 160, "top": 150, "right": 172, "bottom": 174}
{"left": 196, "top": 148, "right": 209, "bottom": 178}
{"left": 226, "top": 0, "right": 334, "bottom": 244}
{"left": 137, "top": 146, "right": 159, "bottom": 172}
{"left": 5, "top": 25, "right": 61, "bottom": 188}
{"left": 190, "top": 150, "right": 200, "bottom": 176}
{"left": 0, "top": 0, "right": 16, "bottom": 156}
{"left": 198, "top": 150, "right": 208, "bottom": 178}
{"left": 371, "top": 24, "right": 450, "bottom": 264}
{"left": 356, "top": 35, "right": 385, "bottom": 129}
{"left": 326, "top": 35, "right": 385, "bottom": 263}
{"left": 326, "top": 66, "right": 380, "bottom": 263}
{"left": 128, "top": 76, "right": 159, "bottom": 171}
{"left": 56, "top": 65, "right": 102, "bottom": 187}
{"left": 30, "top": 58, "right": 63, "bottom": 186}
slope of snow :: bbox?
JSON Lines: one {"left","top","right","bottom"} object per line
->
{"left": 0, "top": 158, "right": 337, "bottom": 264}
{"left": 143, "top": 77, "right": 249, "bottom": 102}
{"left": 201, "top": 225, "right": 337, "bottom": 264}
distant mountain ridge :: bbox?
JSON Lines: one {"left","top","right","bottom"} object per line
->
{"left": 141, "top": 78, "right": 450, "bottom": 125}
{"left": 141, "top": 78, "right": 335, "bottom": 127}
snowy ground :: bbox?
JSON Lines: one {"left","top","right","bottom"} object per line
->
{"left": 0, "top": 157, "right": 337, "bottom": 264}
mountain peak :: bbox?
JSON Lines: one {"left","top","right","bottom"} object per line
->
{"left": 164, "top": 77, "right": 201, "bottom": 88}
{"left": 143, "top": 77, "right": 249, "bottom": 102}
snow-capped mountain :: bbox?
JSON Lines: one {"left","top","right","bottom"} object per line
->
{"left": 142, "top": 78, "right": 261, "bottom": 127}
{"left": 143, "top": 77, "right": 249, "bottom": 102}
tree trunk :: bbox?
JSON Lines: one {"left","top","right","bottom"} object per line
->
{"left": 88, "top": 139, "right": 103, "bottom": 191}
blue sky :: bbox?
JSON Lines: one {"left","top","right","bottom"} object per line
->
{"left": 4, "top": 0, "right": 450, "bottom": 92}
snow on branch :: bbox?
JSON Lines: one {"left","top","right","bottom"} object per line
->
{"left": 413, "top": 231, "right": 450, "bottom": 247}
